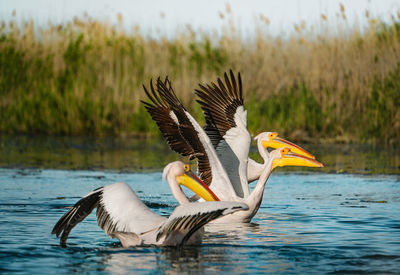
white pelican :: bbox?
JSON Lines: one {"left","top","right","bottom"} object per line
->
{"left": 194, "top": 70, "right": 321, "bottom": 185}
{"left": 51, "top": 161, "right": 248, "bottom": 247}
{"left": 141, "top": 79, "right": 323, "bottom": 222}
{"left": 142, "top": 73, "right": 320, "bottom": 196}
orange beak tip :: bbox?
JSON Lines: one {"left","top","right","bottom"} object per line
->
{"left": 315, "top": 159, "right": 324, "bottom": 167}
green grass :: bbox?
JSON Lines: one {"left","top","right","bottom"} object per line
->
{"left": 1, "top": 11, "right": 400, "bottom": 144}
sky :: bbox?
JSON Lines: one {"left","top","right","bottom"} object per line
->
{"left": 1, "top": 0, "right": 400, "bottom": 36}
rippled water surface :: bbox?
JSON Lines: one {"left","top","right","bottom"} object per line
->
{"left": 1, "top": 168, "right": 399, "bottom": 274}
{"left": 0, "top": 136, "right": 400, "bottom": 274}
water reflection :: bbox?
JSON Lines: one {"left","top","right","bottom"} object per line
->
{"left": 99, "top": 247, "right": 159, "bottom": 273}
{"left": 92, "top": 225, "right": 262, "bottom": 273}
{"left": 56, "top": 222, "right": 321, "bottom": 274}
{"left": 1, "top": 135, "right": 399, "bottom": 174}
{"left": 0, "top": 135, "right": 179, "bottom": 171}
{"left": 158, "top": 247, "right": 206, "bottom": 272}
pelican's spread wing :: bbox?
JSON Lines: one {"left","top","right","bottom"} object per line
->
{"left": 154, "top": 79, "right": 212, "bottom": 184}
{"left": 141, "top": 79, "right": 194, "bottom": 157}
{"left": 52, "top": 182, "right": 165, "bottom": 246}
{"left": 195, "top": 70, "right": 251, "bottom": 197}
{"left": 52, "top": 187, "right": 103, "bottom": 246}
{"left": 196, "top": 70, "right": 244, "bottom": 142}
{"left": 141, "top": 78, "right": 213, "bottom": 185}
{"left": 142, "top": 78, "right": 236, "bottom": 200}
{"left": 97, "top": 182, "right": 165, "bottom": 236}
{"left": 156, "top": 201, "right": 249, "bottom": 245}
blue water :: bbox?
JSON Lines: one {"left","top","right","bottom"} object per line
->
{"left": 1, "top": 168, "right": 400, "bottom": 274}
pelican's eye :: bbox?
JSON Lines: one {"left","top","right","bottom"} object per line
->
{"left": 268, "top": 132, "right": 278, "bottom": 140}
{"left": 281, "top": 147, "right": 290, "bottom": 156}
{"left": 183, "top": 164, "right": 190, "bottom": 172}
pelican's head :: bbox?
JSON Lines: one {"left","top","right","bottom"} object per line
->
{"left": 270, "top": 147, "right": 324, "bottom": 170}
{"left": 163, "top": 161, "right": 219, "bottom": 201}
{"left": 254, "top": 132, "right": 316, "bottom": 159}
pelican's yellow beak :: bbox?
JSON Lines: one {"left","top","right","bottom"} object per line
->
{"left": 176, "top": 167, "right": 220, "bottom": 201}
{"left": 261, "top": 132, "right": 316, "bottom": 159}
{"left": 272, "top": 148, "right": 324, "bottom": 170}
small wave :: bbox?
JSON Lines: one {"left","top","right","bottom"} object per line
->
{"left": 361, "top": 254, "right": 400, "bottom": 260}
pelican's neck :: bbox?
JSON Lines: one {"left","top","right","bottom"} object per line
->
{"left": 247, "top": 158, "right": 264, "bottom": 183}
{"left": 246, "top": 155, "right": 274, "bottom": 213}
{"left": 246, "top": 138, "right": 271, "bottom": 183}
{"left": 168, "top": 174, "right": 190, "bottom": 205}
{"left": 257, "top": 138, "right": 270, "bottom": 162}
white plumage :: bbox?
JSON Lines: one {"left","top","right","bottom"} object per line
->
{"left": 141, "top": 72, "right": 323, "bottom": 223}
{"left": 52, "top": 161, "right": 248, "bottom": 247}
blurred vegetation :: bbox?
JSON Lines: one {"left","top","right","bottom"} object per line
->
{"left": 0, "top": 5, "right": 399, "bottom": 144}
{"left": 1, "top": 135, "right": 399, "bottom": 174}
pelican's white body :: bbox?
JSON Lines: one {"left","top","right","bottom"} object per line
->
{"left": 52, "top": 161, "right": 249, "bottom": 247}
{"left": 180, "top": 109, "right": 277, "bottom": 223}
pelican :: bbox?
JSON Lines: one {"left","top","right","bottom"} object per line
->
{"left": 141, "top": 78, "right": 323, "bottom": 222}
{"left": 194, "top": 70, "right": 321, "bottom": 186}
{"left": 142, "top": 72, "right": 320, "bottom": 197}
{"left": 51, "top": 161, "right": 248, "bottom": 247}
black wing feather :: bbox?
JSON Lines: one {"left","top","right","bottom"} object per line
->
{"left": 141, "top": 78, "right": 194, "bottom": 157}
{"left": 142, "top": 77, "right": 213, "bottom": 186}
{"left": 195, "top": 70, "right": 244, "bottom": 141}
{"left": 156, "top": 208, "right": 226, "bottom": 245}
{"left": 51, "top": 187, "right": 103, "bottom": 246}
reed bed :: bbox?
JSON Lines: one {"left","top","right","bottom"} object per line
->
{"left": 1, "top": 5, "right": 399, "bottom": 144}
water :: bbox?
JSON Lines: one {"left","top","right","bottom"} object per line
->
{"left": 1, "top": 170, "right": 400, "bottom": 274}
{"left": 1, "top": 136, "right": 400, "bottom": 274}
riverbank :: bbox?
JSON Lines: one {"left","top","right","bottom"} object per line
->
{"left": 1, "top": 135, "right": 399, "bottom": 174}
{"left": 1, "top": 12, "right": 399, "bottom": 144}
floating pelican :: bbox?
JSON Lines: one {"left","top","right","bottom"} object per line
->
{"left": 52, "top": 161, "right": 248, "bottom": 247}
{"left": 142, "top": 73, "right": 321, "bottom": 198}
{"left": 194, "top": 70, "right": 322, "bottom": 186}
{"left": 141, "top": 79, "right": 323, "bottom": 222}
